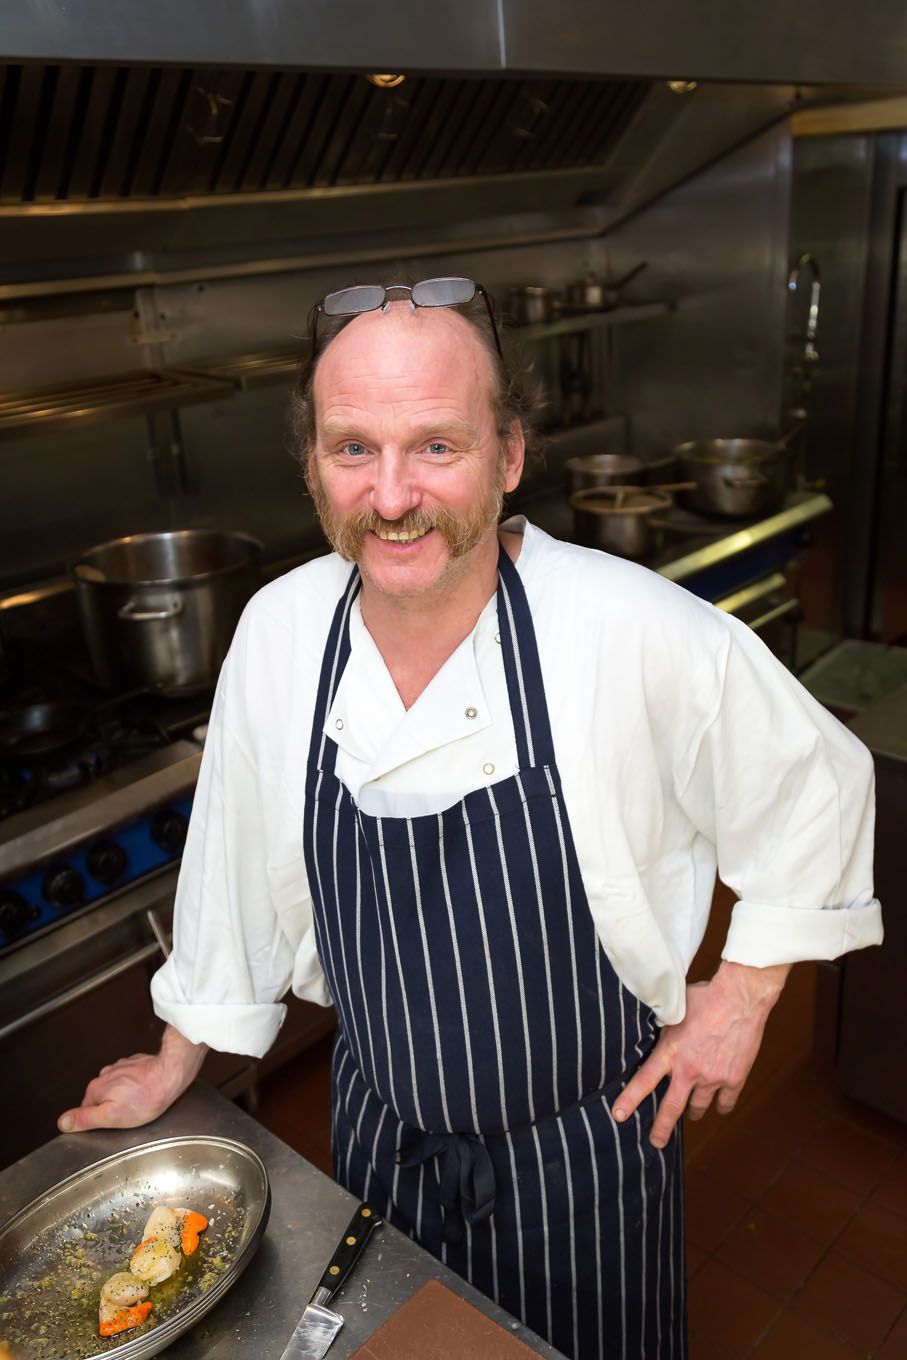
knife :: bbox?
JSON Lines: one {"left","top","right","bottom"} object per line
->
{"left": 279, "top": 1202, "right": 382, "bottom": 1360}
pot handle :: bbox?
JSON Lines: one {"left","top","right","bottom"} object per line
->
{"left": 723, "top": 471, "right": 767, "bottom": 489}
{"left": 118, "top": 597, "right": 184, "bottom": 622}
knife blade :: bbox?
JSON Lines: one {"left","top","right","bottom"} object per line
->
{"left": 279, "top": 1202, "right": 381, "bottom": 1360}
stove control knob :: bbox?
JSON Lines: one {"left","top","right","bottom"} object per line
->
{"left": 0, "top": 890, "right": 29, "bottom": 939}
{"left": 151, "top": 808, "right": 189, "bottom": 857}
{"left": 86, "top": 840, "right": 129, "bottom": 886}
{"left": 42, "top": 864, "right": 85, "bottom": 910}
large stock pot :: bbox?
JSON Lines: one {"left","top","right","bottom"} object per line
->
{"left": 72, "top": 529, "right": 262, "bottom": 694}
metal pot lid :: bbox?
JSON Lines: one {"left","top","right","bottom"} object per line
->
{"left": 570, "top": 487, "right": 672, "bottom": 515}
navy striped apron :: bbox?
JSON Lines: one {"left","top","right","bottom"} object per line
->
{"left": 302, "top": 548, "right": 686, "bottom": 1360}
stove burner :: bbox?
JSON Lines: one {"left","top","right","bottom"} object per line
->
{"left": 0, "top": 687, "right": 210, "bottom": 823}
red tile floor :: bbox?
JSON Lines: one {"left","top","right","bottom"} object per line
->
{"left": 254, "top": 885, "right": 907, "bottom": 1358}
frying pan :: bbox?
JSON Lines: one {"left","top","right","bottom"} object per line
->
{"left": 0, "top": 701, "right": 87, "bottom": 759}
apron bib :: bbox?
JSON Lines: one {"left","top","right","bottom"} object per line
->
{"left": 302, "top": 547, "right": 686, "bottom": 1360}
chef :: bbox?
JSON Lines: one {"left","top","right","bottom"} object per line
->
{"left": 59, "top": 277, "right": 882, "bottom": 1360}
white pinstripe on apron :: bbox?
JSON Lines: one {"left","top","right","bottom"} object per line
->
{"left": 303, "top": 548, "right": 686, "bottom": 1359}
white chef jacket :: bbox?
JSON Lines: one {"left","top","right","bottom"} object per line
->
{"left": 151, "top": 517, "right": 882, "bottom": 1058}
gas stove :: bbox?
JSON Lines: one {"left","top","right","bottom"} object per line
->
{"left": 0, "top": 649, "right": 209, "bottom": 953}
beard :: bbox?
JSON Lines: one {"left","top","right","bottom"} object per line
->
{"left": 306, "top": 455, "right": 507, "bottom": 572}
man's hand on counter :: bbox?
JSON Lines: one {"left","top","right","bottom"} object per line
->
{"left": 612, "top": 960, "right": 792, "bottom": 1147}
{"left": 57, "top": 1025, "right": 208, "bottom": 1132}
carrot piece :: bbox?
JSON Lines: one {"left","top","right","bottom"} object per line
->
{"left": 99, "top": 1302, "right": 152, "bottom": 1337}
{"left": 180, "top": 1210, "right": 208, "bottom": 1256}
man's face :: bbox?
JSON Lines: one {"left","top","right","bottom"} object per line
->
{"left": 308, "top": 303, "right": 524, "bottom": 600}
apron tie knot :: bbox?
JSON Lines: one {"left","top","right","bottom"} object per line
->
{"left": 397, "top": 1128, "right": 496, "bottom": 1245}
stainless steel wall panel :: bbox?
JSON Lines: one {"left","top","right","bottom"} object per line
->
{"left": 603, "top": 121, "right": 792, "bottom": 457}
{"left": 172, "top": 391, "right": 318, "bottom": 563}
{"left": 0, "top": 421, "right": 170, "bottom": 584}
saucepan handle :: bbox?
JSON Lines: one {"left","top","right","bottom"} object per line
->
{"left": 118, "top": 598, "right": 184, "bottom": 622}
{"left": 723, "top": 471, "right": 766, "bottom": 489}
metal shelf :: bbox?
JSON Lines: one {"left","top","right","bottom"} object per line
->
{"left": 511, "top": 301, "right": 671, "bottom": 343}
{"left": 188, "top": 303, "right": 672, "bottom": 392}
{"left": 0, "top": 368, "right": 235, "bottom": 440}
{"left": 192, "top": 347, "right": 303, "bottom": 391}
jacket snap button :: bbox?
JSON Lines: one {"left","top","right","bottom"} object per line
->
{"left": 483, "top": 763, "right": 495, "bottom": 776}
{"left": 465, "top": 706, "right": 478, "bottom": 719}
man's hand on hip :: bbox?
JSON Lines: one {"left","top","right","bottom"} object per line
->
{"left": 612, "top": 960, "right": 792, "bottom": 1148}
{"left": 57, "top": 1025, "right": 208, "bottom": 1133}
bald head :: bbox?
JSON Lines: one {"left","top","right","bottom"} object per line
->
{"left": 313, "top": 301, "right": 498, "bottom": 435}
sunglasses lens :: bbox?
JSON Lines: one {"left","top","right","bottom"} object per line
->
{"left": 412, "top": 277, "right": 477, "bottom": 307}
{"left": 322, "top": 285, "right": 386, "bottom": 317}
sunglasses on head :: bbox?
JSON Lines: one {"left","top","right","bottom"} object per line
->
{"left": 309, "top": 277, "right": 503, "bottom": 358}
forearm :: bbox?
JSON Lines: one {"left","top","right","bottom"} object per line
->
{"left": 710, "top": 959, "right": 792, "bottom": 1014}
{"left": 158, "top": 1024, "right": 209, "bottom": 1095}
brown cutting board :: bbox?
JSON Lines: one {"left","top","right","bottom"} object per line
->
{"left": 351, "top": 1279, "right": 543, "bottom": 1359}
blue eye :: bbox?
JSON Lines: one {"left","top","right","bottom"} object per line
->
{"left": 344, "top": 442, "right": 367, "bottom": 456}
{"left": 426, "top": 442, "right": 449, "bottom": 455}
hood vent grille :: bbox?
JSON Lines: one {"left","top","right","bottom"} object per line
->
{"left": 0, "top": 64, "right": 648, "bottom": 204}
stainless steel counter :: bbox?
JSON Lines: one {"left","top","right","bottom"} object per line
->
{"left": 0, "top": 1082, "right": 563, "bottom": 1359}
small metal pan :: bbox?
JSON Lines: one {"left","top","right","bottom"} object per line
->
{"left": 0, "top": 1135, "right": 271, "bottom": 1360}
{"left": 0, "top": 701, "right": 88, "bottom": 759}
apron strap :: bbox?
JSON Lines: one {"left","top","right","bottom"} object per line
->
{"left": 307, "top": 565, "right": 361, "bottom": 775}
{"left": 495, "top": 545, "right": 556, "bottom": 769}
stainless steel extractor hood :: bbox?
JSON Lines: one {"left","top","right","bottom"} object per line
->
{"left": 1, "top": 0, "right": 904, "bottom": 292}
{"left": 4, "top": 0, "right": 907, "bottom": 87}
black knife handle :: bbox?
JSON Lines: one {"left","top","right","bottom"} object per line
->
{"left": 316, "top": 1203, "right": 381, "bottom": 1303}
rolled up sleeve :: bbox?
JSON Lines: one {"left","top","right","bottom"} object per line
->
{"left": 677, "top": 613, "right": 883, "bottom": 968}
{"left": 150, "top": 626, "right": 329, "bottom": 1055}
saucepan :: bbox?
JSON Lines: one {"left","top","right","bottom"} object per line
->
{"left": 506, "top": 285, "right": 559, "bottom": 325}
{"left": 0, "top": 699, "right": 88, "bottom": 759}
{"left": 564, "top": 453, "right": 647, "bottom": 495}
{"left": 673, "top": 425, "right": 802, "bottom": 518}
{"left": 564, "top": 262, "right": 648, "bottom": 311}
{"left": 570, "top": 483, "right": 694, "bottom": 558}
